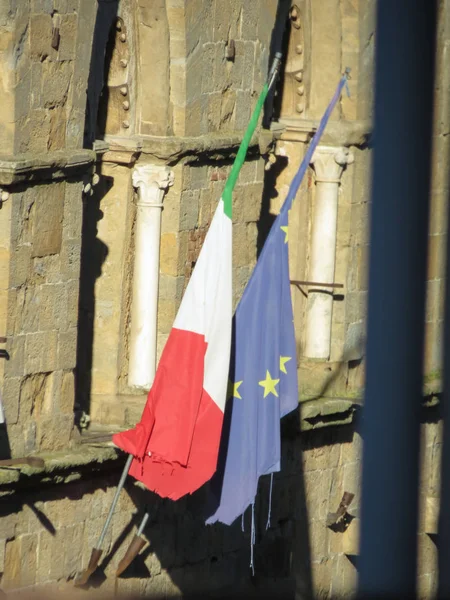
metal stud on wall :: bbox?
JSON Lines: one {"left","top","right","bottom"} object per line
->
{"left": 97, "top": 16, "right": 133, "bottom": 137}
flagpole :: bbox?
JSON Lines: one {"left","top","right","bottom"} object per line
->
{"left": 74, "top": 54, "right": 283, "bottom": 588}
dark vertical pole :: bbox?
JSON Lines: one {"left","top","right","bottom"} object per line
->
{"left": 358, "top": 0, "right": 437, "bottom": 598}
{"left": 437, "top": 0, "right": 450, "bottom": 594}
{"left": 438, "top": 183, "right": 450, "bottom": 597}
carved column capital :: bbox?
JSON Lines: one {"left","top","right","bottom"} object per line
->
{"left": 132, "top": 164, "right": 174, "bottom": 206}
{"left": 310, "top": 145, "right": 354, "bottom": 183}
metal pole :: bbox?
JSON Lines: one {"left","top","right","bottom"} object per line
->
{"left": 436, "top": 0, "right": 450, "bottom": 592}
{"left": 75, "top": 454, "right": 133, "bottom": 586}
{"left": 357, "top": 0, "right": 437, "bottom": 597}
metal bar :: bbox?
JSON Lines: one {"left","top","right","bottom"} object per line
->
{"left": 136, "top": 511, "right": 150, "bottom": 537}
{"left": 267, "top": 51, "right": 283, "bottom": 91}
{"left": 290, "top": 280, "right": 344, "bottom": 289}
{"left": 357, "top": 0, "right": 437, "bottom": 597}
{"left": 98, "top": 453, "right": 133, "bottom": 549}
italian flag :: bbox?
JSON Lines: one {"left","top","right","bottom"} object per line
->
{"left": 113, "top": 86, "right": 269, "bottom": 500}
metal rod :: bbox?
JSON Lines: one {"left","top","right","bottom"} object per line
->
{"left": 267, "top": 51, "right": 283, "bottom": 91}
{"left": 97, "top": 454, "right": 133, "bottom": 548}
{"left": 290, "top": 280, "right": 344, "bottom": 289}
{"left": 136, "top": 511, "right": 150, "bottom": 537}
{"left": 357, "top": 0, "right": 437, "bottom": 597}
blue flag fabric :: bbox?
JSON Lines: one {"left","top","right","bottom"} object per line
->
{"left": 205, "top": 74, "right": 348, "bottom": 527}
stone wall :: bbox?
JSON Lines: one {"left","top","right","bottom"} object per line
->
{"left": 0, "top": 0, "right": 97, "bottom": 456}
{"left": 1, "top": 179, "right": 84, "bottom": 457}
{"left": 85, "top": 0, "right": 277, "bottom": 419}
{"left": 0, "top": 414, "right": 441, "bottom": 599}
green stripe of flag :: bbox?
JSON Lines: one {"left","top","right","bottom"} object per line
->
{"left": 222, "top": 83, "right": 270, "bottom": 219}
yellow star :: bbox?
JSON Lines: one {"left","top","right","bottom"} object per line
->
{"left": 280, "top": 225, "right": 289, "bottom": 243}
{"left": 280, "top": 356, "right": 292, "bottom": 374}
{"left": 258, "top": 370, "right": 280, "bottom": 398}
{"left": 227, "top": 379, "right": 243, "bottom": 400}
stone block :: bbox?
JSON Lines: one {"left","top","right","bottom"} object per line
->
{"left": 343, "top": 461, "right": 362, "bottom": 508}
{"left": 157, "top": 299, "right": 177, "bottom": 334}
{"left": 66, "top": 279, "right": 79, "bottom": 329}
{"left": 4, "top": 335, "right": 25, "bottom": 378}
{"left": 343, "top": 517, "right": 360, "bottom": 555}
{"left": 15, "top": 66, "right": 32, "bottom": 124}
{"left": 346, "top": 290, "right": 367, "bottom": 324}
{"left": 16, "top": 110, "right": 51, "bottom": 155}
{"left": 160, "top": 233, "right": 178, "bottom": 277}
{"left": 308, "top": 519, "right": 329, "bottom": 561}
{"left": 53, "top": 282, "right": 69, "bottom": 331}
{"left": 198, "top": 189, "right": 212, "bottom": 227}
{"left": 63, "top": 183, "right": 83, "bottom": 240}
{"left": 241, "top": 0, "right": 259, "bottom": 40}
{"left": 31, "top": 0, "right": 54, "bottom": 13}
{"left": 37, "top": 414, "right": 73, "bottom": 451}
{"left": 10, "top": 245, "right": 31, "bottom": 288}
{"left": 32, "top": 184, "right": 65, "bottom": 258}
{"left": 232, "top": 223, "right": 248, "bottom": 268}
{"left": 343, "top": 320, "right": 365, "bottom": 362}
{"left": 0, "top": 538, "right": 5, "bottom": 572}
{"left": 179, "top": 190, "right": 200, "bottom": 230}
{"left": 330, "top": 553, "right": 357, "bottom": 599}
{"left": 238, "top": 161, "right": 257, "bottom": 186}
{"left": 201, "top": 43, "right": 215, "bottom": 94}
{"left": 3, "top": 534, "right": 37, "bottom": 590}
{"left": 213, "top": 42, "right": 227, "bottom": 91}
{"left": 60, "top": 238, "right": 81, "bottom": 281}
{"left": 220, "top": 89, "right": 236, "bottom": 130}
{"left": 58, "top": 328, "right": 77, "bottom": 370}
{"left": 311, "top": 558, "right": 332, "bottom": 598}
{"left": 25, "top": 331, "right": 58, "bottom": 374}
{"left": 59, "top": 370, "right": 74, "bottom": 413}
{"left": 161, "top": 188, "right": 182, "bottom": 235}
{"left": 53, "top": 0, "right": 69, "bottom": 12}
{"left": 304, "top": 469, "right": 333, "bottom": 521}
{"left": 36, "top": 530, "right": 52, "bottom": 584}
{"left": 30, "top": 254, "right": 62, "bottom": 286}
{"left": 48, "top": 106, "right": 67, "bottom": 151}
{"left": 41, "top": 61, "right": 72, "bottom": 108}
{"left": 64, "top": 523, "right": 84, "bottom": 577}
{"left": 207, "top": 92, "right": 222, "bottom": 131}
{"left": 58, "top": 13, "right": 78, "bottom": 61}
{"left": 30, "top": 14, "right": 53, "bottom": 62}
{"left": 158, "top": 274, "right": 184, "bottom": 302}
{"left": 304, "top": 442, "right": 341, "bottom": 473}
{"left": 246, "top": 222, "right": 258, "bottom": 265}
{"left": 2, "top": 376, "right": 21, "bottom": 424}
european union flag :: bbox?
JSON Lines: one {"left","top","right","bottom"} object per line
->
{"left": 205, "top": 73, "right": 348, "bottom": 529}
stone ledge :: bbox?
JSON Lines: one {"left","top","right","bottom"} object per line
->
{"left": 98, "top": 129, "right": 275, "bottom": 166}
{"left": 300, "top": 398, "right": 360, "bottom": 431}
{"left": 0, "top": 149, "right": 96, "bottom": 186}
{"left": 0, "top": 443, "right": 125, "bottom": 495}
{"left": 299, "top": 382, "right": 442, "bottom": 432}
{"left": 275, "top": 118, "right": 372, "bottom": 147}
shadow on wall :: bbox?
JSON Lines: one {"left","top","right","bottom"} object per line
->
{"left": 75, "top": 178, "right": 111, "bottom": 422}
{"left": 84, "top": 0, "right": 120, "bottom": 147}
{"left": 75, "top": 0, "right": 119, "bottom": 422}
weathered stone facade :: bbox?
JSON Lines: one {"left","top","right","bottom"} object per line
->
{"left": 0, "top": 0, "right": 448, "bottom": 598}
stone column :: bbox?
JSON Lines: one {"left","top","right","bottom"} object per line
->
{"left": 128, "top": 164, "right": 174, "bottom": 390}
{"left": 304, "top": 145, "right": 354, "bottom": 359}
